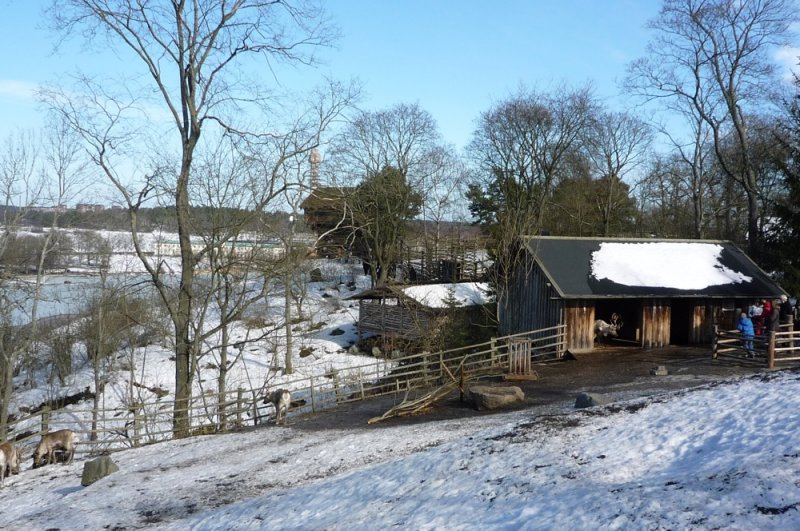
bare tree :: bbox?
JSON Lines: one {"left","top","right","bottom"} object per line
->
{"left": 625, "top": 0, "right": 796, "bottom": 259}
{"left": 584, "top": 111, "right": 651, "bottom": 236}
{"left": 466, "top": 85, "right": 597, "bottom": 313}
{"left": 46, "top": 0, "right": 355, "bottom": 437}
{"left": 328, "top": 103, "right": 463, "bottom": 269}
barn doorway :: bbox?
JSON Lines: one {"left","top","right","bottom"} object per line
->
{"left": 670, "top": 299, "right": 693, "bottom": 345}
{"left": 595, "top": 300, "right": 640, "bottom": 345}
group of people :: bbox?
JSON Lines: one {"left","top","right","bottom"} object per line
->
{"left": 736, "top": 295, "right": 796, "bottom": 357}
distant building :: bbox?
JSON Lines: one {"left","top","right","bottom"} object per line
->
{"left": 76, "top": 203, "right": 105, "bottom": 213}
{"left": 155, "top": 238, "right": 286, "bottom": 259}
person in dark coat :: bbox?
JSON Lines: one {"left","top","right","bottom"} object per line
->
{"left": 766, "top": 301, "right": 780, "bottom": 333}
{"left": 779, "top": 294, "right": 794, "bottom": 325}
{"left": 737, "top": 311, "right": 755, "bottom": 358}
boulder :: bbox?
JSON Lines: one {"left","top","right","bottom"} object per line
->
{"left": 650, "top": 365, "right": 669, "bottom": 376}
{"left": 467, "top": 385, "right": 525, "bottom": 410}
{"left": 81, "top": 455, "right": 119, "bottom": 487}
{"left": 574, "top": 392, "right": 610, "bottom": 409}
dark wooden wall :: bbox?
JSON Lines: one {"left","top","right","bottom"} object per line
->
{"left": 499, "top": 257, "right": 563, "bottom": 337}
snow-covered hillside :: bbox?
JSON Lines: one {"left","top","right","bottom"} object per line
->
{"left": 2, "top": 370, "right": 800, "bottom": 529}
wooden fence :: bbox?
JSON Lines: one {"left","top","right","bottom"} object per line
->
{"left": 3, "top": 325, "right": 565, "bottom": 458}
{"left": 713, "top": 323, "right": 800, "bottom": 368}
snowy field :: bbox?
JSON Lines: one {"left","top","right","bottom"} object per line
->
{"left": 1, "top": 370, "right": 799, "bottom": 529}
{"left": 3, "top": 232, "right": 799, "bottom": 528}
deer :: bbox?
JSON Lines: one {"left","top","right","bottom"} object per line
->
{"left": 32, "top": 429, "right": 76, "bottom": 469}
{"left": 0, "top": 442, "right": 21, "bottom": 477}
{"left": 594, "top": 312, "right": 623, "bottom": 341}
{"left": 266, "top": 389, "right": 291, "bottom": 425}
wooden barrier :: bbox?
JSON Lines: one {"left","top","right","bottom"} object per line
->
{"left": 713, "top": 324, "right": 800, "bottom": 368}
{"left": 2, "top": 325, "right": 565, "bottom": 456}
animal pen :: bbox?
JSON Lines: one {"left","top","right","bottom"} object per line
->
{"left": 3, "top": 326, "right": 565, "bottom": 458}
{"left": 713, "top": 323, "right": 800, "bottom": 368}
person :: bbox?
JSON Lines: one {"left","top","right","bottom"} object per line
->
{"left": 749, "top": 301, "right": 765, "bottom": 335}
{"left": 737, "top": 311, "right": 755, "bottom": 358}
{"left": 766, "top": 301, "right": 780, "bottom": 334}
{"left": 779, "top": 294, "right": 794, "bottom": 325}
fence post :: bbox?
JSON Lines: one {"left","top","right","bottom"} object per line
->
{"left": 310, "top": 376, "right": 316, "bottom": 412}
{"left": 129, "top": 402, "right": 142, "bottom": 448}
{"left": 332, "top": 372, "right": 341, "bottom": 403}
{"left": 712, "top": 325, "right": 718, "bottom": 359}
{"left": 41, "top": 407, "right": 50, "bottom": 435}
{"left": 768, "top": 331, "right": 776, "bottom": 369}
{"left": 490, "top": 337, "right": 497, "bottom": 366}
{"left": 236, "top": 388, "right": 244, "bottom": 427}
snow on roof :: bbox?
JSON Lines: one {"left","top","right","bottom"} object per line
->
{"left": 591, "top": 242, "right": 752, "bottom": 290}
{"left": 400, "top": 282, "right": 491, "bottom": 308}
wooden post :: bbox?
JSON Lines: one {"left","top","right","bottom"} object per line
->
{"left": 236, "top": 388, "right": 244, "bottom": 427}
{"left": 767, "top": 331, "right": 776, "bottom": 369}
{"left": 309, "top": 376, "right": 316, "bottom": 412}
{"left": 132, "top": 403, "right": 142, "bottom": 447}
{"left": 712, "top": 325, "right": 718, "bottom": 359}
{"left": 41, "top": 407, "right": 50, "bottom": 435}
{"left": 333, "top": 372, "right": 341, "bottom": 403}
{"left": 490, "top": 337, "right": 497, "bottom": 366}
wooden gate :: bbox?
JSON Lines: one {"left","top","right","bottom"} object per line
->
{"left": 508, "top": 338, "right": 535, "bottom": 379}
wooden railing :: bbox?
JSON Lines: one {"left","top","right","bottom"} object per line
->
{"left": 713, "top": 323, "right": 800, "bottom": 368}
{"left": 3, "top": 325, "right": 565, "bottom": 457}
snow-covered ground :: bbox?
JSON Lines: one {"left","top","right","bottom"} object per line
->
{"left": 2, "top": 370, "right": 800, "bottom": 529}
{"left": 3, "top": 231, "right": 800, "bottom": 528}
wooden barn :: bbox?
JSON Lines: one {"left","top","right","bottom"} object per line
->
{"left": 300, "top": 186, "right": 354, "bottom": 257}
{"left": 349, "top": 282, "right": 493, "bottom": 344}
{"left": 499, "top": 236, "right": 787, "bottom": 352}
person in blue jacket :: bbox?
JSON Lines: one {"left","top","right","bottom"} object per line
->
{"left": 737, "top": 311, "right": 755, "bottom": 358}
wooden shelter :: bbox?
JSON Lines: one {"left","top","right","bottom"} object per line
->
{"left": 349, "top": 282, "right": 493, "bottom": 343}
{"left": 300, "top": 186, "right": 354, "bottom": 257}
{"left": 499, "top": 236, "right": 787, "bottom": 352}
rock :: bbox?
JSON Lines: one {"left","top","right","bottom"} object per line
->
{"left": 371, "top": 346, "right": 382, "bottom": 357}
{"left": 574, "top": 392, "right": 609, "bottom": 409}
{"left": 650, "top": 365, "right": 669, "bottom": 376}
{"left": 81, "top": 455, "right": 119, "bottom": 486}
{"left": 467, "top": 385, "right": 525, "bottom": 410}
{"left": 309, "top": 268, "right": 323, "bottom": 282}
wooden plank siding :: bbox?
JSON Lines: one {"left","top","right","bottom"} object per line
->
{"left": 564, "top": 303, "right": 595, "bottom": 352}
{"left": 641, "top": 300, "right": 670, "bottom": 348}
{"left": 499, "top": 257, "right": 563, "bottom": 339}
{"left": 358, "top": 300, "right": 430, "bottom": 339}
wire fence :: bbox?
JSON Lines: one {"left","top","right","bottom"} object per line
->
{"left": 4, "top": 325, "right": 566, "bottom": 458}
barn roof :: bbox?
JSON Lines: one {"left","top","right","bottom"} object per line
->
{"left": 523, "top": 236, "right": 786, "bottom": 299}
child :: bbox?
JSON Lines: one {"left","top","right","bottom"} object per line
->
{"left": 737, "top": 311, "right": 755, "bottom": 358}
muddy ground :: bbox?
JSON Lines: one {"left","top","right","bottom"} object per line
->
{"left": 292, "top": 345, "right": 788, "bottom": 432}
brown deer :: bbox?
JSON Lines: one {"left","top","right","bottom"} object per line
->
{"left": 0, "top": 442, "right": 21, "bottom": 477}
{"left": 32, "top": 429, "right": 76, "bottom": 469}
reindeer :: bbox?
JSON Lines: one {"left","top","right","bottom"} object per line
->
{"left": 0, "top": 442, "right": 21, "bottom": 477}
{"left": 594, "top": 312, "right": 623, "bottom": 341}
{"left": 265, "top": 389, "right": 291, "bottom": 425}
{"left": 32, "top": 429, "right": 75, "bottom": 469}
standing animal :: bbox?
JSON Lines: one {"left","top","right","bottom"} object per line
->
{"left": 0, "top": 447, "right": 5, "bottom": 487}
{"left": 594, "top": 313, "right": 623, "bottom": 340}
{"left": 0, "top": 442, "right": 21, "bottom": 476}
{"left": 268, "top": 389, "right": 291, "bottom": 425}
{"left": 32, "top": 429, "right": 75, "bottom": 469}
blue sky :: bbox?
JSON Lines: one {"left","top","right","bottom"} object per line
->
{"left": 0, "top": 0, "right": 662, "bottom": 152}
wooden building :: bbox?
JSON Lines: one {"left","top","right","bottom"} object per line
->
{"left": 499, "top": 236, "right": 787, "bottom": 352}
{"left": 300, "top": 186, "right": 354, "bottom": 257}
{"left": 349, "top": 282, "right": 493, "bottom": 343}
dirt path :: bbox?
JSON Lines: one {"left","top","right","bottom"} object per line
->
{"left": 291, "top": 346, "right": 773, "bottom": 431}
